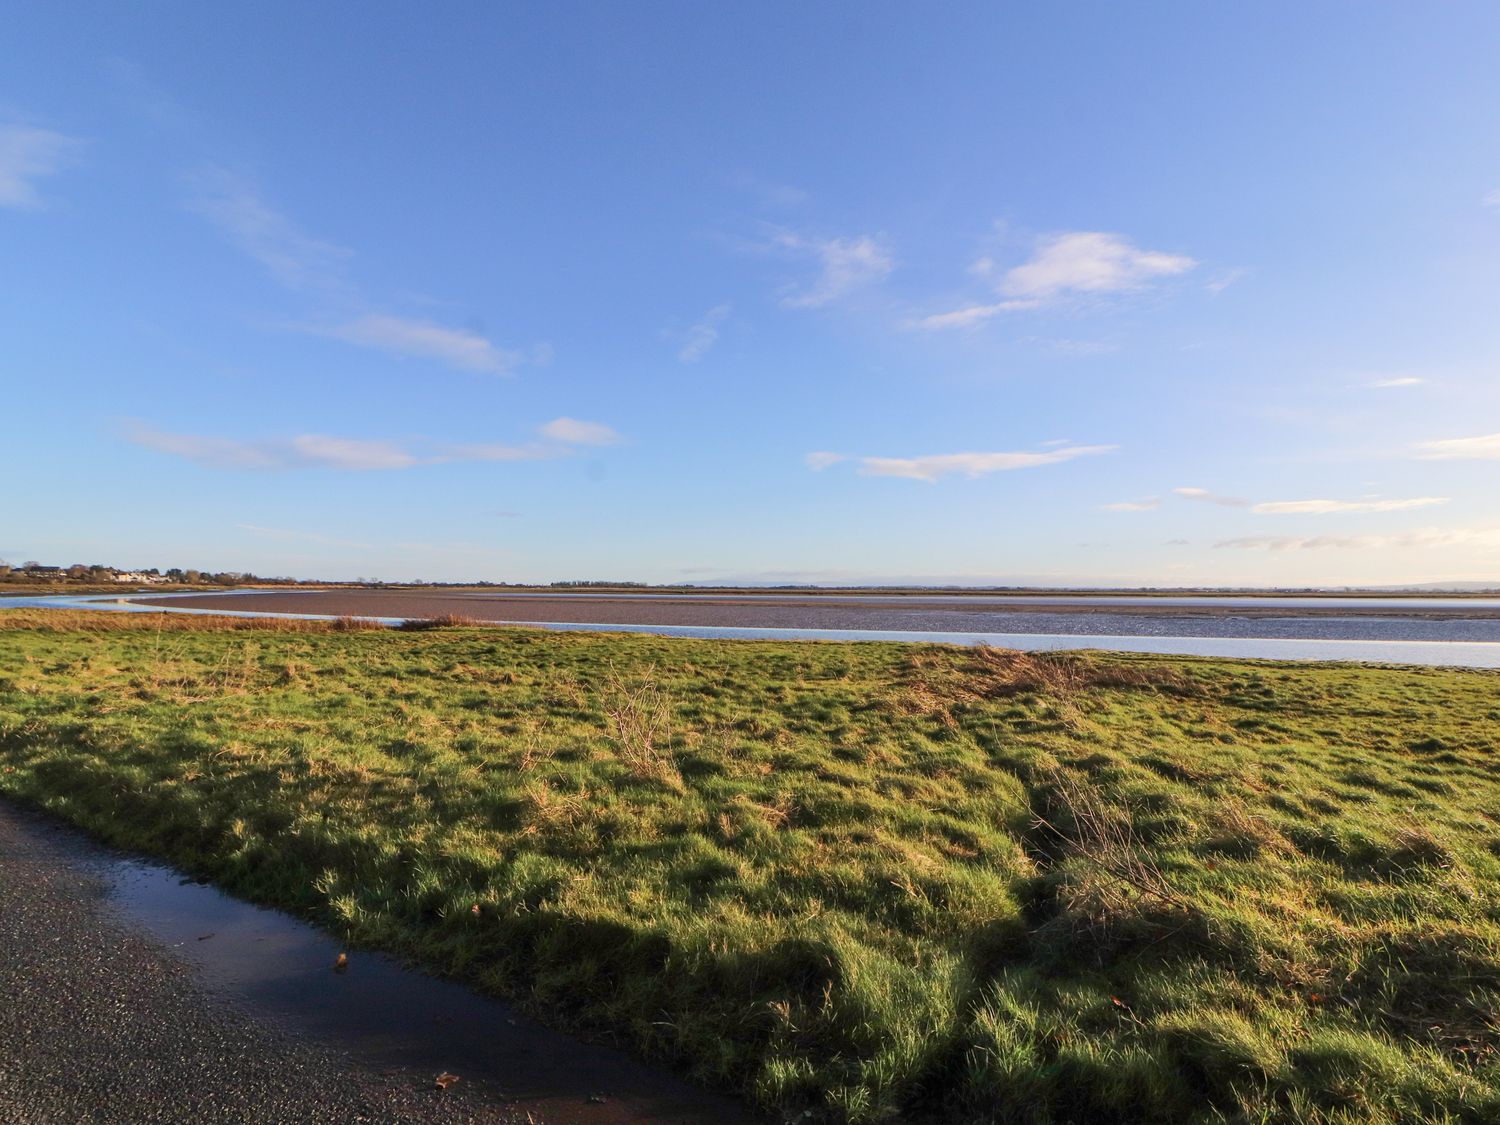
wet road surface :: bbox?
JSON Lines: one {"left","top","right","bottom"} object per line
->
{"left": 0, "top": 800, "right": 758, "bottom": 1125}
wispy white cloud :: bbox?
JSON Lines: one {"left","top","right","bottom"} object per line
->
{"left": 1205, "top": 268, "right": 1247, "bottom": 295}
{"left": 190, "top": 168, "right": 533, "bottom": 373}
{"left": 313, "top": 314, "right": 521, "bottom": 374}
{"left": 123, "top": 417, "right": 621, "bottom": 470}
{"left": 1175, "top": 486, "right": 1445, "bottom": 515}
{"left": 1216, "top": 527, "right": 1500, "bottom": 552}
{"left": 1174, "top": 486, "right": 1251, "bottom": 508}
{"left": 1414, "top": 432, "right": 1500, "bottom": 461}
{"left": 0, "top": 124, "right": 79, "bottom": 208}
{"left": 1484, "top": 188, "right": 1500, "bottom": 210}
{"left": 439, "top": 442, "right": 560, "bottom": 463}
{"left": 1250, "top": 497, "right": 1449, "bottom": 515}
{"left": 1368, "top": 376, "right": 1424, "bottom": 388}
{"left": 675, "top": 304, "right": 730, "bottom": 362}
{"left": 1000, "top": 231, "right": 1195, "bottom": 302}
{"left": 1104, "top": 498, "right": 1160, "bottom": 512}
{"left": 918, "top": 230, "right": 1196, "bottom": 329}
{"left": 805, "top": 451, "right": 847, "bottom": 471}
{"left": 538, "top": 417, "right": 622, "bottom": 446}
{"left": 291, "top": 433, "right": 425, "bottom": 470}
{"left": 188, "top": 167, "right": 351, "bottom": 292}
{"left": 840, "top": 443, "right": 1115, "bottom": 483}
{"left": 778, "top": 232, "right": 894, "bottom": 308}
{"left": 124, "top": 421, "right": 419, "bottom": 470}
{"left": 912, "top": 300, "right": 1036, "bottom": 331}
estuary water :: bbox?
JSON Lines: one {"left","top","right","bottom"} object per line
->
{"left": 5, "top": 589, "right": 1500, "bottom": 668}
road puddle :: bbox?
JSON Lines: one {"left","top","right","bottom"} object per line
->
{"left": 103, "top": 855, "right": 760, "bottom": 1124}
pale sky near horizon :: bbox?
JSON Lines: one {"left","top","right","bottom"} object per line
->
{"left": 3, "top": 3, "right": 1499, "bottom": 586}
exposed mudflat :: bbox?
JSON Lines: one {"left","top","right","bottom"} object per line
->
{"left": 134, "top": 588, "right": 1500, "bottom": 643}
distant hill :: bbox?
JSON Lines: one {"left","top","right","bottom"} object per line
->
{"left": 1364, "top": 581, "right": 1500, "bottom": 593}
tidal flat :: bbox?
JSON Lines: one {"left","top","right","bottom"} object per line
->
{"left": 2, "top": 608, "right": 1498, "bottom": 1122}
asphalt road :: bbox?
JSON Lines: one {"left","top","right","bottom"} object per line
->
{"left": 0, "top": 800, "right": 523, "bottom": 1124}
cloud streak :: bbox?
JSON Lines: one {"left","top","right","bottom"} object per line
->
{"left": 122, "top": 416, "right": 622, "bottom": 471}
{"left": 189, "top": 167, "right": 532, "bottom": 373}
{"left": 1174, "top": 486, "right": 1251, "bottom": 508}
{"left": 312, "top": 314, "right": 521, "bottom": 375}
{"left": 537, "top": 417, "right": 622, "bottom": 446}
{"left": 918, "top": 230, "right": 1196, "bottom": 329}
{"left": 124, "top": 422, "right": 420, "bottom": 470}
{"left": 1000, "top": 231, "right": 1196, "bottom": 301}
{"left": 1103, "top": 498, "right": 1160, "bottom": 512}
{"left": 812, "top": 443, "right": 1116, "bottom": 483}
{"left": 1250, "top": 497, "right": 1449, "bottom": 515}
{"left": 676, "top": 304, "right": 730, "bottom": 362}
{"left": 912, "top": 300, "right": 1037, "bottom": 331}
{"left": 1176, "top": 486, "right": 1448, "bottom": 516}
{"left": 778, "top": 233, "right": 894, "bottom": 308}
{"left": 188, "top": 167, "right": 351, "bottom": 293}
{"left": 0, "top": 124, "right": 79, "bottom": 208}
{"left": 1216, "top": 527, "right": 1500, "bottom": 552}
{"left": 1414, "top": 433, "right": 1500, "bottom": 461}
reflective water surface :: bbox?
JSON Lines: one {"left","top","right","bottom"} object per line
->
{"left": 104, "top": 853, "right": 759, "bottom": 1123}
{"left": 5, "top": 591, "right": 1500, "bottom": 668}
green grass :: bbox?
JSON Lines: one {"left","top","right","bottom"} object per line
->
{"left": 1, "top": 609, "right": 1497, "bottom": 1122}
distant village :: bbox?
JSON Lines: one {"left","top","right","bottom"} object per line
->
{"left": 0, "top": 561, "right": 633, "bottom": 590}
{"left": 0, "top": 561, "right": 291, "bottom": 587}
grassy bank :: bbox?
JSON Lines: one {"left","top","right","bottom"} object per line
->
{"left": 1, "top": 609, "right": 1497, "bottom": 1122}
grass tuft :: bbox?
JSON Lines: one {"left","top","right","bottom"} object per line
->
{"left": 394, "top": 613, "right": 487, "bottom": 630}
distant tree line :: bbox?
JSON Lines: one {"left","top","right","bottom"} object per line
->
{"left": 0, "top": 562, "right": 661, "bottom": 589}
{"left": 550, "top": 580, "right": 648, "bottom": 588}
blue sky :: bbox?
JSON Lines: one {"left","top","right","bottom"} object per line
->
{"left": 3, "top": 2, "right": 1499, "bottom": 585}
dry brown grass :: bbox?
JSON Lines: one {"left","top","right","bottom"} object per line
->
{"left": 1387, "top": 823, "right": 1456, "bottom": 869}
{"left": 970, "top": 645, "right": 1197, "bottom": 698}
{"left": 0, "top": 608, "right": 387, "bottom": 633}
{"left": 1204, "top": 797, "right": 1298, "bottom": 859}
{"left": 1028, "top": 763, "right": 1199, "bottom": 952}
{"left": 394, "top": 614, "right": 487, "bottom": 630}
{"left": 600, "top": 664, "right": 683, "bottom": 788}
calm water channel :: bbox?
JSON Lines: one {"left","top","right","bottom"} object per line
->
{"left": 5, "top": 590, "right": 1500, "bottom": 667}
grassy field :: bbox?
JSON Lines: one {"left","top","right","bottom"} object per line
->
{"left": 1, "top": 609, "right": 1497, "bottom": 1122}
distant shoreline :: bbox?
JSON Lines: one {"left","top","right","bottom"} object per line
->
{"left": 133, "top": 587, "right": 1500, "bottom": 623}
{"left": 13, "top": 581, "right": 1500, "bottom": 598}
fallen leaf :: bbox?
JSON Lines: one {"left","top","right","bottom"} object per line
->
{"left": 435, "top": 1072, "right": 461, "bottom": 1090}
{"left": 334, "top": 952, "right": 349, "bottom": 973}
{"left": 471, "top": 903, "right": 481, "bottom": 916}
